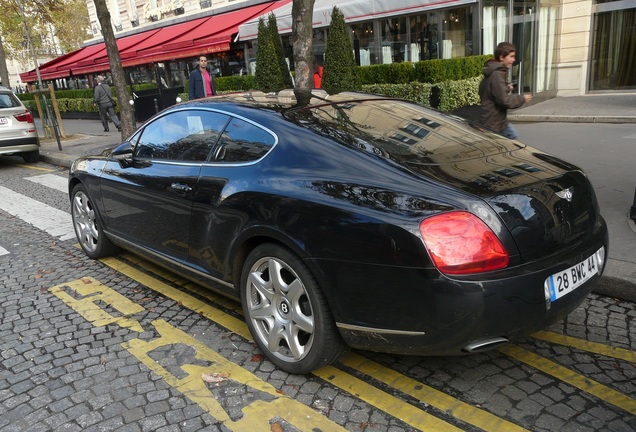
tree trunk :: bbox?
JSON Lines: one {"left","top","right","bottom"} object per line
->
{"left": 93, "top": 0, "right": 134, "bottom": 138}
{"left": 0, "top": 36, "right": 10, "bottom": 88}
{"left": 291, "top": 0, "right": 315, "bottom": 106}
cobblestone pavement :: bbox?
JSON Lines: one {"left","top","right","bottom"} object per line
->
{"left": 1, "top": 160, "right": 635, "bottom": 432}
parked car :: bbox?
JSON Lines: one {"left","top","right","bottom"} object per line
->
{"left": 0, "top": 85, "right": 40, "bottom": 163}
{"left": 69, "top": 91, "right": 608, "bottom": 374}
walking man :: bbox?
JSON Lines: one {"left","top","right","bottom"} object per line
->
{"left": 93, "top": 75, "right": 120, "bottom": 132}
{"left": 479, "top": 42, "right": 531, "bottom": 139}
{"left": 188, "top": 56, "right": 216, "bottom": 100}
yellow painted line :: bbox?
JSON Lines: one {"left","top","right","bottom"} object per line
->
{"left": 532, "top": 331, "right": 636, "bottom": 363}
{"left": 17, "top": 164, "right": 56, "bottom": 172}
{"left": 499, "top": 345, "right": 636, "bottom": 415}
{"left": 125, "top": 320, "right": 348, "bottom": 432}
{"left": 49, "top": 276, "right": 144, "bottom": 332}
{"left": 101, "top": 256, "right": 252, "bottom": 339}
{"left": 341, "top": 352, "right": 528, "bottom": 432}
{"left": 103, "top": 256, "right": 464, "bottom": 431}
{"left": 121, "top": 253, "right": 242, "bottom": 313}
{"left": 314, "top": 365, "right": 463, "bottom": 432}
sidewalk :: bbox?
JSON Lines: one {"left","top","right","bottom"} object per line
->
{"left": 35, "top": 93, "right": 636, "bottom": 302}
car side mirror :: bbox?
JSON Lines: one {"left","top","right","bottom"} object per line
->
{"left": 111, "top": 141, "right": 134, "bottom": 167}
{"left": 111, "top": 141, "right": 133, "bottom": 158}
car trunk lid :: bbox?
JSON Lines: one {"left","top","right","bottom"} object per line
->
{"left": 404, "top": 143, "right": 600, "bottom": 262}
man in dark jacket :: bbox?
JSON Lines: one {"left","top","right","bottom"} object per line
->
{"left": 188, "top": 56, "right": 216, "bottom": 99}
{"left": 93, "top": 75, "right": 120, "bottom": 132}
{"left": 479, "top": 42, "right": 532, "bottom": 139}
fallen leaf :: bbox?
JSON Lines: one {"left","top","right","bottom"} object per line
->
{"left": 270, "top": 422, "right": 283, "bottom": 432}
{"left": 201, "top": 372, "right": 230, "bottom": 383}
{"left": 251, "top": 354, "right": 265, "bottom": 362}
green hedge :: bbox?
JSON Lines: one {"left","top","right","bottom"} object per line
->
{"left": 19, "top": 55, "right": 488, "bottom": 114}
{"left": 23, "top": 78, "right": 481, "bottom": 115}
{"left": 360, "top": 82, "right": 433, "bottom": 107}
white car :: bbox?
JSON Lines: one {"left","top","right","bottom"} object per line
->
{"left": 0, "top": 86, "right": 39, "bottom": 163}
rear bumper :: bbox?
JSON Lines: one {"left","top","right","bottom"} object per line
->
{"left": 0, "top": 137, "right": 40, "bottom": 154}
{"left": 318, "top": 218, "right": 609, "bottom": 356}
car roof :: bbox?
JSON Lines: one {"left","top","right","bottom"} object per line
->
{"left": 176, "top": 89, "right": 395, "bottom": 113}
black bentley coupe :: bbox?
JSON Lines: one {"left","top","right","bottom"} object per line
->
{"left": 69, "top": 91, "right": 608, "bottom": 374}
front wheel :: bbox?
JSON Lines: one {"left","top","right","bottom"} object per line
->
{"left": 240, "top": 243, "right": 347, "bottom": 374}
{"left": 70, "top": 183, "right": 119, "bottom": 259}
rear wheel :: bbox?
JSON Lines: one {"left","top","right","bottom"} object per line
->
{"left": 71, "top": 183, "right": 119, "bottom": 258}
{"left": 21, "top": 150, "right": 39, "bottom": 163}
{"left": 241, "top": 243, "right": 347, "bottom": 374}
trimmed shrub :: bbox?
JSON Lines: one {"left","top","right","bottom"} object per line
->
{"left": 322, "top": 7, "right": 361, "bottom": 93}
{"left": 436, "top": 77, "right": 482, "bottom": 112}
{"left": 361, "top": 82, "right": 433, "bottom": 107}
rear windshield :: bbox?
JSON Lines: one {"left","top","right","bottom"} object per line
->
{"left": 0, "top": 93, "right": 23, "bottom": 109}
{"left": 286, "top": 99, "right": 512, "bottom": 164}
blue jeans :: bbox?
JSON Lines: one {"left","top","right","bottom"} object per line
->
{"left": 498, "top": 123, "right": 519, "bottom": 139}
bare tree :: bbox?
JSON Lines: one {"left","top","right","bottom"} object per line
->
{"left": 291, "top": 0, "right": 315, "bottom": 106}
{"left": 92, "top": 0, "right": 133, "bottom": 138}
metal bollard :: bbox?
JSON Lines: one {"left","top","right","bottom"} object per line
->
{"left": 630, "top": 186, "right": 636, "bottom": 221}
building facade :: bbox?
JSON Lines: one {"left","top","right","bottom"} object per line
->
{"left": 20, "top": 0, "right": 635, "bottom": 96}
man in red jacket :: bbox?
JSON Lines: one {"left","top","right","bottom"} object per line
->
{"left": 479, "top": 42, "right": 532, "bottom": 139}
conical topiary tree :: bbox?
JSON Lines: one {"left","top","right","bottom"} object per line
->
{"left": 322, "top": 6, "right": 360, "bottom": 93}
{"left": 254, "top": 17, "right": 283, "bottom": 92}
{"left": 268, "top": 13, "right": 293, "bottom": 88}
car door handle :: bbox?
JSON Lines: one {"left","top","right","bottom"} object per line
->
{"left": 171, "top": 183, "right": 193, "bottom": 195}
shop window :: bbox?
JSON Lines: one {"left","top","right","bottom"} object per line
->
{"left": 350, "top": 22, "right": 376, "bottom": 66}
{"left": 381, "top": 17, "right": 407, "bottom": 63}
{"left": 409, "top": 14, "right": 438, "bottom": 61}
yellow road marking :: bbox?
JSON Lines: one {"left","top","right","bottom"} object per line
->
{"left": 103, "top": 256, "right": 466, "bottom": 431}
{"left": 101, "top": 256, "right": 252, "bottom": 339}
{"left": 341, "top": 352, "right": 528, "bottom": 432}
{"left": 121, "top": 253, "right": 242, "bottom": 313}
{"left": 125, "top": 320, "right": 348, "bottom": 431}
{"left": 314, "top": 364, "right": 463, "bottom": 432}
{"left": 17, "top": 164, "right": 56, "bottom": 172}
{"left": 499, "top": 345, "right": 636, "bottom": 415}
{"left": 532, "top": 331, "right": 636, "bottom": 363}
{"left": 49, "top": 276, "right": 144, "bottom": 332}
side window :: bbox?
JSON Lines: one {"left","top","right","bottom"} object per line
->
{"left": 135, "top": 110, "right": 229, "bottom": 161}
{"left": 213, "top": 117, "right": 276, "bottom": 163}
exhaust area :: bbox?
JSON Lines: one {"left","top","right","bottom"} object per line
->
{"left": 462, "top": 337, "right": 510, "bottom": 353}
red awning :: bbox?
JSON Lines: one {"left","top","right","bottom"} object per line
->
{"left": 19, "top": 0, "right": 290, "bottom": 82}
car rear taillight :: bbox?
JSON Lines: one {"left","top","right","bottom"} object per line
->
{"left": 14, "top": 111, "right": 34, "bottom": 123}
{"left": 420, "top": 211, "right": 509, "bottom": 275}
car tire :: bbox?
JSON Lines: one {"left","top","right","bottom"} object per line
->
{"left": 21, "top": 150, "right": 39, "bottom": 163}
{"left": 240, "top": 243, "right": 347, "bottom": 374}
{"left": 70, "top": 183, "right": 119, "bottom": 259}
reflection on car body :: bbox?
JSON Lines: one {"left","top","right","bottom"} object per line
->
{"left": 69, "top": 90, "right": 608, "bottom": 374}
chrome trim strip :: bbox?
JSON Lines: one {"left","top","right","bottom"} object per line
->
{"left": 336, "top": 322, "right": 425, "bottom": 336}
{"left": 105, "top": 232, "right": 234, "bottom": 290}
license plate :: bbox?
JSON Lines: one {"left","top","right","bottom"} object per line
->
{"left": 0, "top": 117, "right": 7, "bottom": 125}
{"left": 545, "top": 247, "right": 604, "bottom": 302}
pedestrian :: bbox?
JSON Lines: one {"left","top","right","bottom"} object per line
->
{"left": 93, "top": 75, "right": 120, "bottom": 132}
{"left": 479, "top": 42, "right": 532, "bottom": 139}
{"left": 188, "top": 56, "right": 216, "bottom": 100}
{"left": 313, "top": 57, "right": 324, "bottom": 89}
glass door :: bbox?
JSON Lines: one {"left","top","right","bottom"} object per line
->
{"left": 512, "top": 1, "right": 536, "bottom": 94}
